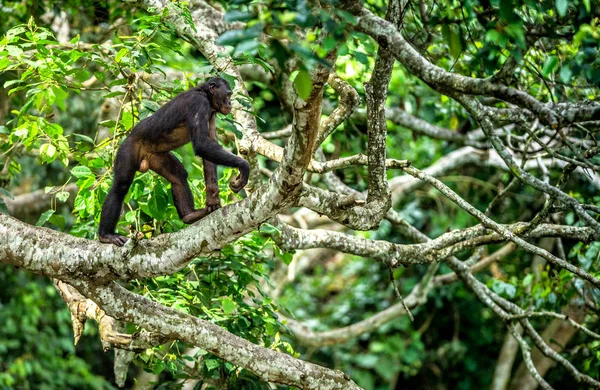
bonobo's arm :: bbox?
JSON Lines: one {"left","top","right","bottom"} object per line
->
{"left": 188, "top": 101, "right": 249, "bottom": 192}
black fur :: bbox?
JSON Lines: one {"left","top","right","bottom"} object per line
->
{"left": 98, "top": 77, "right": 250, "bottom": 246}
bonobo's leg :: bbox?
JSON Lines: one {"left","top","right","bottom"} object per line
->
{"left": 99, "top": 138, "right": 137, "bottom": 246}
{"left": 203, "top": 113, "right": 220, "bottom": 211}
{"left": 149, "top": 152, "right": 213, "bottom": 224}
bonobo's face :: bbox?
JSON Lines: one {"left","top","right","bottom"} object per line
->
{"left": 209, "top": 78, "right": 233, "bottom": 115}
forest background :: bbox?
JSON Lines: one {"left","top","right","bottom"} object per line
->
{"left": 1, "top": 0, "right": 600, "bottom": 389}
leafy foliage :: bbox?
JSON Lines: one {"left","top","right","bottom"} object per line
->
{"left": 0, "top": 265, "right": 114, "bottom": 389}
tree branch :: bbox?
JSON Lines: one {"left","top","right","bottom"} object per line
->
{"left": 76, "top": 281, "right": 361, "bottom": 390}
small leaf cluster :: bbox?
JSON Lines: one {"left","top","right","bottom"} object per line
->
{"left": 131, "top": 232, "right": 294, "bottom": 385}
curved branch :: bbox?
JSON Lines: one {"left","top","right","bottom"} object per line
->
{"left": 338, "top": 0, "right": 559, "bottom": 126}
{"left": 457, "top": 95, "right": 600, "bottom": 235}
{"left": 400, "top": 164, "right": 600, "bottom": 287}
{"left": 274, "top": 219, "right": 596, "bottom": 268}
{"left": 76, "top": 282, "right": 361, "bottom": 390}
{"left": 316, "top": 74, "right": 361, "bottom": 145}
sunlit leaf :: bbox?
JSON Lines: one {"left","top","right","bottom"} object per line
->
{"left": 205, "top": 359, "right": 220, "bottom": 371}
{"left": 71, "top": 166, "right": 92, "bottom": 179}
{"left": 40, "top": 143, "right": 57, "bottom": 159}
{"left": 56, "top": 191, "right": 70, "bottom": 202}
{"left": 115, "top": 48, "right": 128, "bottom": 63}
{"left": 541, "top": 56, "right": 559, "bottom": 77}
{"left": 293, "top": 69, "right": 312, "bottom": 100}
{"left": 555, "top": 0, "right": 568, "bottom": 16}
{"left": 221, "top": 297, "right": 237, "bottom": 314}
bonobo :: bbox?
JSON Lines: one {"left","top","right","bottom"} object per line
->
{"left": 98, "top": 77, "right": 250, "bottom": 246}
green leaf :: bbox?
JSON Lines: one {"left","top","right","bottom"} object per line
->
{"left": 222, "top": 118, "right": 243, "bottom": 140}
{"left": 70, "top": 34, "right": 80, "bottom": 44}
{"left": 204, "top": 359, "right": 220, "bottom": 371}
{"left": 115, "top": 48, "right": 128, "bottom": 63}
{"left": 541, "top": 56, "right": 559, "bottom": 77}
{"left": 6, "top": 46, "right": 23, "bottom": 57}
{"left": 141, "top": 100, "right": 161, "bottom": 112}
{"left": 52, "top": 86, "right": 68, "bottom": 111}
{"left": 559, "top": 65, "right": 573, "bottom": 83}
{"left": 6, "top": 26, "right": 26, "bottom": 40}
{"left": 234, "top": 40, "right": 260, "bottom": 56}
{"left": 71, "top": 166, "right": 92, "bottom": 178}
{"left": 491, "top": 280, "right": 517, "bottom": 298}
{"left": 152, "top": 360, "right": 166, "bottom": 375}
{"left": 36, "top": 209, "right": 55, "bottom": 226}
{"left": 280, "top": 251, "right": 293, "bottom": 266}
{"left": 293, "top": 70, "right": 312, "bottom": 100}
{"left": 0, "top": 199, "right": 8, "bottom": 214}
{"left": 4, "top": 79, "right": 22, "bottom": 88}
{"left": 323, "top": 36, "right": 337, "bottom": 51}
{"left": 76, "top": 176, "right": 94, "bottom": 192}
{"left": 72, "top": 133, "right": 95, "bottom": 144}
{"left": 99, "top": 119, "right": 117, "bottom": 128}
{"left": 274, "top": 244, "right": 293, "bottom": 265}
{"left": 555, "top": 0, "right": 568, "bottom": 16}
{"left": 40, "top": 143, "right": 57, "bottom": 159}
{"left": 103, "top": 91, "right": 124, "bottom": 99}
{"left": 0, "top": 57, "right": 11, "bottom": 71}
{"left": 221, "top": 298, "right": 237, "bottom": 314}
{"left": 259, "top": 223, "right": 280, "bottom": 235}
{"left": 354, "top": 51, "right": 369, "bottom": 65}
{"left": 442, "top": 24, "right": 463, "bottom": 59}
{"left": 56, "top": 191, "right": 70, "bottom": 202}
{"left": 224, "top": 10, "right": 253, "bottom": 22}
{"left": 0, "top": 188, "right": 14, "bottom": 200}
{"left": 335, "top": 9, "right": 357, "bottom": 25}
{"left": 583, "top": 0, "right": 591, "bottom": 12}
{"left": 48, "top": 214, "right": 65, "bottom": 230}
{"left": 216, "top": 26, "right": 261, "bottom": 46}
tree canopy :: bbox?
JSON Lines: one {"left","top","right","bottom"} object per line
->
{"left": 1, "top": 0, "right": 600, "bottom": 389}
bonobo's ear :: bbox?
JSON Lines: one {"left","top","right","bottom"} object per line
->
{"left": 209, "top": 81, "right": 217, "bottom": 93}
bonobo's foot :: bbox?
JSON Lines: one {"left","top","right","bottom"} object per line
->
{"left": 99, "top": 233, "right": 129, "bottom": 246}
{"left": 206, "top": 195, "right": 221, "bottom": 213}
{"left": 181, "top": 208, "right": 213, "bottom": 224}
{"left": 206, "top": 203, "right": 221, "bottom": 213}
{"left": 229, "top": 173, "right": 248, "bottom": 193}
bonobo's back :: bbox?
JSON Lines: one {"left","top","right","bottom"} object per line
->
{"left": 129, "top": 88, "right": 207, "bottom": 140}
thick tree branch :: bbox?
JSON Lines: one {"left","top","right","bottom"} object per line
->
{"left": 76, "top": 282, "right": 361, "bottom": 390}
{"left": 54, "top": 280, "right": 167, "bottom": 350}
{"left": 274, "top": 219, "right": 596, "bottom": 268}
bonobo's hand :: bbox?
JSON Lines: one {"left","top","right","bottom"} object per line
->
{"left": 229, "top": 160, "right": 250, "bottom": 193}
{"left": 99, "top": 233, "right": 129, "bottom": 246}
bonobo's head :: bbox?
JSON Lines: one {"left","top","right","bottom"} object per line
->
{"left": 205, "top": 77, "right": 233, "bottom": 115}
